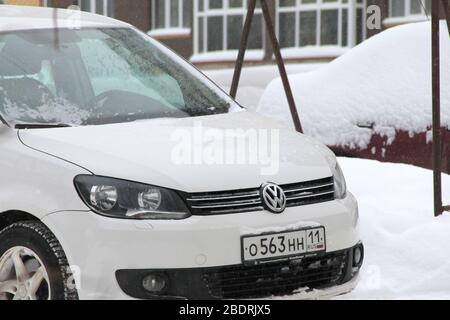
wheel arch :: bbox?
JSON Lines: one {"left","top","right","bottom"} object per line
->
{"left": 0, "top": 210, "right": 41, "bottom": 232}
{"left": 0, "top": 219, "right": 79, "bottom": 300}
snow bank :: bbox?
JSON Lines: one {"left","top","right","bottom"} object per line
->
{"left": 205, "top": 63, "right": 323, "bottom": 90}
{"left": 191, "top": 50, "right": 265, "bottom": 64}
{"left": 258, "top": 22, "right": 450, "bottom": 150}
{"left": 147, "top": 28, "right": 191, "bottom": 37}
{"left": 205, "top": 63, "right": 323, "bottom": 111}
{"left": 336, "top": 158, "right": 450, "bottom": 300}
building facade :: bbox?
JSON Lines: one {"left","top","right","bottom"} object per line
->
{"left": 148, "top": 0, "right": 432, "bottom": 66}
{"left": 5, "top": 0, "right": 434, "bottom": 66}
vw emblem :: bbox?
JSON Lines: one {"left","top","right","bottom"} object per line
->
{"left": 261, "top": 183, "right": 287, "bottom": 214}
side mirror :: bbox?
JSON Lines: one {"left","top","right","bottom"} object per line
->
{"left": 0, "top": 121, "right": 10, "bottom": 132}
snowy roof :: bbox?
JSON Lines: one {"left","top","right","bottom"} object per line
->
{"left": 0, "top": 5, "right": 128, "bottom": 32}
{"left": 258, "top": 22, "right": 450, "bottom": 150}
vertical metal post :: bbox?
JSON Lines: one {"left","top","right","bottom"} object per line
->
{"left": 441, "top": 0, "right": 450, "bottom": 213}
{"left": 230, "top": 0, "right": 303, "bottom": 133}
{"left": 432, "top": 0, "right": 443, "bottom": 217}
{"left": 442, "top": 0, "right": 450, "bottom": 36}
{"left": 230, "top": 0, "right": 257, "bottom": 100}
{"left": 260, "top": 0, "right": 303, "bottom": 133}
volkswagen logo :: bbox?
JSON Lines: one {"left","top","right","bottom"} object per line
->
{"left": 261, "top": 183, "right": 287, "bottom": 214}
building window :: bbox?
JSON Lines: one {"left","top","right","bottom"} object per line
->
{"left": 194, "top": 0, "right": 264, "bottom": 54}
{"left": 43, "top": 0, "right": 115, "bottom": 17}
{"left": 152, "top": 0, "right": 193, "bottom": 30}
{"left": 389, "top": 0, "right": 431, "bottom": 18}
{"left": 276, "top": 0, "right": 366, "bottom": 50}
{"left": 77, "top": 0, "right": 115, "bottom": 17}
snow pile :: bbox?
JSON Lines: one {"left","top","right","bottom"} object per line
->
{"left": 205, "top": 63, "right": 323, "bottom": 111}
{"left": 191, "top": 50, "right": 265, "bottom": 64}
{"left": 258, "top": 22, "right": 450, "bottom": 149}
{"left": 336, "top": 158, "right": 450, "bottom": 300}
{"left": 148, "top": 28, "right": 191, "bottom": 38}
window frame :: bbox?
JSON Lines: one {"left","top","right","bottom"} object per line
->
{"left": 151, "top": 0, "right": 193, "bottom": 31}
{"left": 42, "top": 0, "right": 114, "bottom": 18}
{"left": 388, "top": 0, "right": 430, "bottom": 18}
{"left": 193, "top": 0, "right": 265, "bottom": 55}
{"left": 275, "top": 0, "right": 367, "bottom": 50}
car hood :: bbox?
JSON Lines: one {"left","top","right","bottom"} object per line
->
{"left": 18, "top": 111, "right": 333, "bottom": 192}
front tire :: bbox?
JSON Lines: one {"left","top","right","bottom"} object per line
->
{"left": 0, "top": 221, "right": 78, "bottom": 300}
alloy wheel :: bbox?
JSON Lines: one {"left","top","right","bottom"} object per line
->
{"left": 0, "top": 246, "right": 51, "bottom": 300}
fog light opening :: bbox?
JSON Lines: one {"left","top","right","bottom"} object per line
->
{"left": 353, "top": 244, "right": 364, "bottom": 268}
{"left": 142, "top": 273, "right": 168, "bottom": 294}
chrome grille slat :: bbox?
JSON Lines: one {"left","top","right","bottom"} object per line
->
{"left": 191, "top": 199, "right": 263, "bottom": 209}
{"left": 184, "top": 177, "right": 334, "bottom": 215}
{"left": 187, "top": 192, "right": 260, "bottom": 202}
{"left": 284, "top": 183, "right": 334, "bottom": 194}
{"left": 206, "top": 206, "right": 265, "bottom": 215}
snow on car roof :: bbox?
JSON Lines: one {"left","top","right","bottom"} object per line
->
{"left": 258, "top": 22, "right": 450, "bottom": 150}
{"left": 0, "top": 5, "right": 128, "bottom": 32}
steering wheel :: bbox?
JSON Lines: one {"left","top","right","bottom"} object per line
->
{"left": 86, "top": 90, "right": 126, "bottom": 111}
{"left": 83, "top": 89, "right": 188, "bottom": 125}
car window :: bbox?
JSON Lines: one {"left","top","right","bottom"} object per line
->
{"left": 0, "top": 28, "right": 241, "bottom": 126}
{"left": 78, "top": 37, "right": 184, "bottom": 108}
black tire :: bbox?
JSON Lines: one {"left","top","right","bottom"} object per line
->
{"left": 0, "top": 221, "right": 78, "bottom": 300}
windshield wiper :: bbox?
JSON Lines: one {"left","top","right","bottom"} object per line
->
{"left": 15, "top": 123, "right": 72, "bottom": 129}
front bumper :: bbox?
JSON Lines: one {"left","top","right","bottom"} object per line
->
{"left": 116, "top": 244, "right": 363, "bottom": 300}
{"left": 42, "top": 193, "right": 360, "bottom": 300}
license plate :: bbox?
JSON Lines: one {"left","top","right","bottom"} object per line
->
{"left": 241, "top": 227, "right": 326, "bottom": 264}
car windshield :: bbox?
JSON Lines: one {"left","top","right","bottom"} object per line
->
{"left": 0, "top": 27, "right": 241, "bottom": 127}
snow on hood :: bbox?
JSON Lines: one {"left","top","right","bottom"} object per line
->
{"left": 18, "top": 112, "right": 332, "bottom": 192}
{"left": 258, "top": 22, "right": 450, "bottom": 150}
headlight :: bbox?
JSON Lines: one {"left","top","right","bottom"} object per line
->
{"left": 333, "top": 162, "right": 347, "bottom": 199}
{"left": 74, "top": 175, "right": 191, "bottom": 220}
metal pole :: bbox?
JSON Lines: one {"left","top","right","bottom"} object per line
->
{"left": 432, "top": 0, "right": 443, "bottom": 217}
{"left": 441, "top": 0, "right": 450, "bottom": 213}
{"left": 229, "top": 0, "right": 257, "bottom": 99}
{"left": 260, "top": 0, "right": 303, "bottom": 133}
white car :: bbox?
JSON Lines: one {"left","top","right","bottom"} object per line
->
{"left": 0, "top": 6, "right": 362, "bottom": 300}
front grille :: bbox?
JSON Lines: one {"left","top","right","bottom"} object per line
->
{"left": 203, "top": 250, "right": 348, "bottom": 299}
{"left": 185, "top": 177, "right": 334, "bottom": 215}
{"left": 284, "top": 177, "right": 335, "bottom": 208}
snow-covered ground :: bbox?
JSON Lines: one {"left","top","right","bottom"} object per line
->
{"left": 204, "top": 63, "right": 323, "bottom": 111}
{"left": 336, "top": 157, "right": 450, "bottom": 300}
